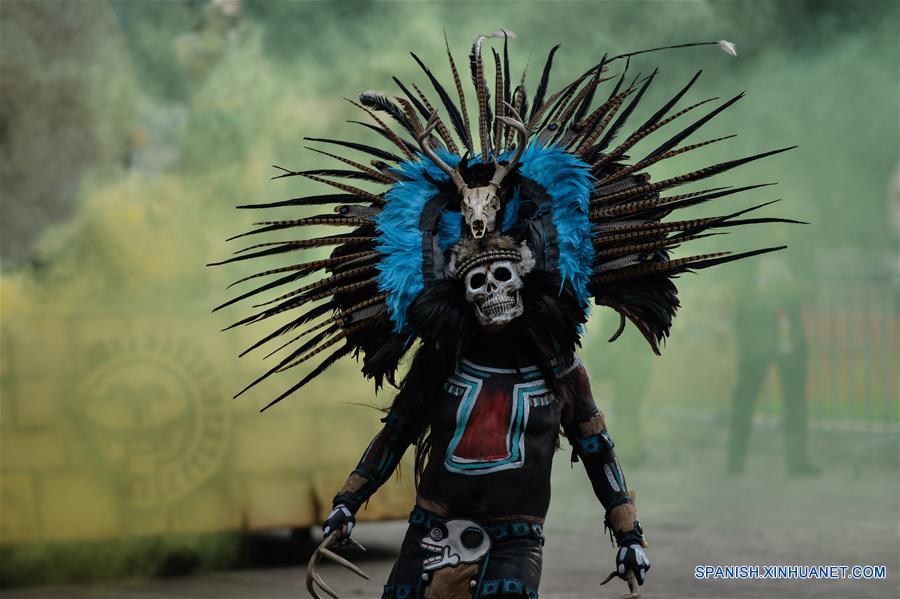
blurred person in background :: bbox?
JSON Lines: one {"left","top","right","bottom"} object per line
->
{"left": 727, "top": 224, "right": 820, "bottom": 476}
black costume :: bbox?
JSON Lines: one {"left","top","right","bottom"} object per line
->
{"left": 213, "top": 30, "right": 796, "bottom": 598}
{"left": 330, "top": 334, "right": 637, "bottom": 598}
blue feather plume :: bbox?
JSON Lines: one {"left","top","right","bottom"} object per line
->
{"left": 518, "top": 142, "right": 595, "bottom": 308}
{"left": 376, "top": 143, "right": 594, "bottom": 332}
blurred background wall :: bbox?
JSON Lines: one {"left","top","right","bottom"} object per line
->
{"left": 1, "top": 0, "right": 897, "bottom": 589}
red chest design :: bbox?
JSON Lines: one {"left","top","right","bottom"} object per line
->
{"left": 442, "top": 360, "right": 551, "bottom": 475}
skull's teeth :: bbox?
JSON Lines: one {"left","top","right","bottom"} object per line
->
{"left": 484, "top": 300, "right": 515, "bottom": 316}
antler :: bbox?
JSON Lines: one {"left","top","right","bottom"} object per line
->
{"left": 490, "top": 101, "right": 529, "bottom": 188}
{"left": 306, "top": 531, "right": 370, "bottom": 599}
{"left": 600, "top": 570, "right": 641, "bottom": 599}
{"left": 417, "top": 112, "right": 467, "bottom": 191}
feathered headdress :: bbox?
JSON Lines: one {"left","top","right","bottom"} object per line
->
{"left": 210, "top": 33, "right": 799, "bottom": 410}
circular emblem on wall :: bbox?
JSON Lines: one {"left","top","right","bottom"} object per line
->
{"left": 72, "top": 335, "right": 229, "bottom": 505}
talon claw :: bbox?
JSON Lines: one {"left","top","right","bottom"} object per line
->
{"left": 306, "top": 531, "right": 370, "bottom": 599}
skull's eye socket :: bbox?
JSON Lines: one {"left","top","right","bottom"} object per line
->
{"left": 469, "top": 272, "right": 487, "bottom": 289}
{"left": 429, "top": 526, "right": 445, "bottom": 541}
{"left": 493, "top": 266, "right": 512, "bottom": 282}
{"left": 460, "top": 527, "right": 485, "bottom": 549}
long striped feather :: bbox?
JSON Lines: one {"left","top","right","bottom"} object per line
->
{"left": 593, "top": 96, "right": 719, "bottom": 170}
{"left": 492, "top": 48, "right": 505, "bottom": 150}
{"left": 643, "top": 92, "right": 745, "bottom": 160}
{"left": 303, "top": 136, "right": 403, "bottom": 164}
{"left": 444, "top": 30, "right": 473, "bottom": 152}
{"left": 410, "top": 52, "right": 470, "bottom": 151}
{"left": 410, "top": 82, "right": 458, "bottom": 153}
{"left": 225, "top": 251, "right": 378, "bottom": 288}
{"left": 302, "top": 147, "right": 395, "bottom": 184}
{"left": 591, "top": 147, "right": 796, "bottom": 205}
{"left": 392, "top": 77, "right": 431, "bottom": 120}
{"left": 594, "top": 135, "right": 736, "bottom": 190}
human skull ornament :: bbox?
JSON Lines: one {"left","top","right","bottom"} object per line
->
{"left": 420, "top": 519, "right": 492, "bottom": 571}
{"left": 461, "top": 185, "right": 501, "bottom": 238}
{"left": 464, "top": 259, "right": 524, "bottom": 328}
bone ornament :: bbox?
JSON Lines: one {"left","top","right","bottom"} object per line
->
{"left": 419, "top": 519, "right": 492, "bottom": 572}
{"left": 460, "top": 185, "right": 501, "bottom": 239}
{"left": 464, "top": 260, "right": 524, "bottom": 328}
{"left": 448, "top": 236, "right": 536, "bottom": 329}
{"left": 416, "top": 103, "right": 530, "bottom": 238}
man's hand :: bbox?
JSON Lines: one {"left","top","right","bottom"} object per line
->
{"left": 616, "top": 543, "right": 651, "bottom": 585}
{"left": 322, "top": 504, "right": 356, "bottom": 539}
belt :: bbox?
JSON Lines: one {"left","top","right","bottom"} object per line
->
{"left": 408, "top": 505, "right": 545, "bottom": 543}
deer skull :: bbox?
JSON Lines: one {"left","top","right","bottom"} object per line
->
{"left": 461, "top": 185, "right": 501, "bottom": 239}
{"left": 415, "top": 104, "right": 529, "bottom": 240}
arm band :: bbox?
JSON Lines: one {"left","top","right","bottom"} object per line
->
{"left": 562, "top": 363, "right": 632, "bottom": 512}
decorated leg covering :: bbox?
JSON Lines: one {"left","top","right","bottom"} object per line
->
{"left": 383, "top": 507, "right": 543, "bottom": 599}
{"left": 477, "top": 536, "right": 542, "bottom": 598}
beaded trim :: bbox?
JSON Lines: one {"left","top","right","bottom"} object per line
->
{"left": 456, "top": 249, "right": 522, "bottom": 278}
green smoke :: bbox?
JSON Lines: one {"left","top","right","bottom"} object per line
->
{"left": 1, "top": 0, "right": 897, "bottom": 588}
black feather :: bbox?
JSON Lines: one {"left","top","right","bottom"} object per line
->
{"left": 303, "top": 136, "right": 403, "bottom": 163}
{"left": 392, "top": 77, "right": 431, "bottom": 120}
{"left": 213, "top": 233, "right": 372, "bottom": 266}
{"left": 238, "top": 310, "right": 330, "bottom": 357}
{"left": 572, "top": 55, "right": 607, "bottom": 126}
{"left": 224, "top": 252, "right": 376, "bottom": 288}
{"left": 530, "top": 44, "right": 560, "bottom": 121}
{"left": 271, "top": 168, "right": 386, "bottom": 184}
{"left": 678, "top": 246, "right": 787, "bottom": 271}
{"left": 595, "top": 183, "right": 776, "bottom": 220}
{"left": 359, "top": 90, "right": 415, "bottom": 134}
{"left": 636, "top": 70, "right": 702, "bottom": 133}
{"left": 208, "top": 243, "right": 317, "bottom": 267}
{"left": 259, "top": 343, "right": 357, "bottom": 411}
{"left": 604, "top": 58, "right": 629, "bottom": 102}
{"left": 213, "top": 271, "right": 306, "bottom": 313}
{"left": 645, "top": 183, "right": 777, "bottom": 216}
{"left": 644, "top": 92, "right": 745, "bottom": 160}
{"left": 348, "top": 120, "right": 418, "bottom": 155}
{"left": 235, "top": 193, "right": 358, "bottom": 210}
{"left": 595, "top": 146, "right": 797, "bottom": 202}
{"left": 595, "top": 69, "right": 657, "bottom": 152}
{"left": 410, "top": 52, "right": 470, "bottom": 149}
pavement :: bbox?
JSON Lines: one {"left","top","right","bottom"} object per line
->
{"left": 4, "top": 423, "right": 899, "bottom": 598}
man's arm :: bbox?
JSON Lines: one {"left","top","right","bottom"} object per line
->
{"left": 322, "top": 410, "right": 422, "bottom": 538}
{"left": 562, "top": 362, "right": 651, "bottom": 585}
